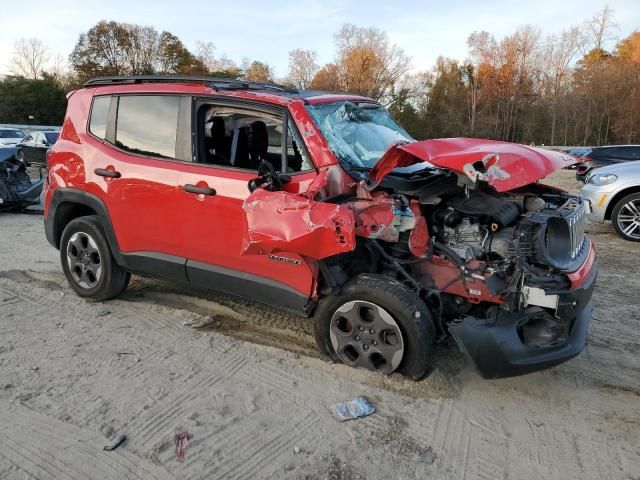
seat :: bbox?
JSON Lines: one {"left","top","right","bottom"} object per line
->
{"left": 209, "top": 117, "right": 229, "bottom": 165}
{"left": 246, "top": 120, "right": 269, "bottom": 170}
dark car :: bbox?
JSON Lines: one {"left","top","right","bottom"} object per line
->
{"left": 16, "top": 131, "right": 59, "bottom": 165}
{"left": 0, "top": 127, "right": 27, "bottom": 147}
{"left": 576, "top": 145, "right": 640, "bottom": 181}
{"left": 44, "top": 75, "right": 596, "bottom": 380}
{"left": 568, "top": 147, "right": 591, "bottom": 158}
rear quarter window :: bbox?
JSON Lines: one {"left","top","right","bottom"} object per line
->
{"left": 89, "top": 96, "right": 111, "bottom": 139}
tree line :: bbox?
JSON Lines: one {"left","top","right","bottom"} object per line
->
{"left": 2, "top": 8, "right": 639, "bottom": 146}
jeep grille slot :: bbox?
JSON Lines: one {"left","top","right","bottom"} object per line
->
{"left": 566, "top": 199, "right": 586, "bottom": 259}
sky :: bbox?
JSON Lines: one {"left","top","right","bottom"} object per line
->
{"left": 0, "top": 0, "right": 638, "bottom": 78}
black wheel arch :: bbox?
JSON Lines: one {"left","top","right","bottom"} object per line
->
{"left": 46, "top": 189, "right": 123, "bottom": 263}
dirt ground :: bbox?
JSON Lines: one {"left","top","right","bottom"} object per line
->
{"left": 0, "top": 170, "right": 638, "bottom": 480}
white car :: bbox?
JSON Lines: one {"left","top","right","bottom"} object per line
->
{"left": 0, "top": 128, "right": 27, "bottom": 147}
{"left": 581, "top": 160, "right": 640, "bottom": 241}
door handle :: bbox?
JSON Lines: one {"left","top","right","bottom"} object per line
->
{"left": 94, "top": 168, "right": 121, "bottom": 178}
{"left": 183, "top": 184, "right": 216, "bottom": 196}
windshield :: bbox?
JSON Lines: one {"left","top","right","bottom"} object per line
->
{"left": 306, "top": 101, "right": 413, "bottom": 169}
{"left": 0, "top": 129, "right": 25, "bottom": 139}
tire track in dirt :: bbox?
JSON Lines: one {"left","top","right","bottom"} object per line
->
{"left": 200, "top": 412, "right": 319, "bottom": 480}
{"left": 0, "top": 404, "right": 172, "bottom": 480}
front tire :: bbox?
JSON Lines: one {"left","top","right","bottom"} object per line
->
{"left": 60, "top": 215, "right": 130, "bottom": 300}
{"left": 314, "top": 274, "right": 436, "bottom": 380}
{"left": 611, "top": 192, "right": 640, "bottom": 241}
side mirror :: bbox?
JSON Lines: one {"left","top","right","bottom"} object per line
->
{"left": 247, "top": 161, "right": 291, "bottom": 193}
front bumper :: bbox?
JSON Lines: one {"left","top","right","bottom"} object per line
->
{"left": 449, "top": 256, "right": 597, "bottom": 379}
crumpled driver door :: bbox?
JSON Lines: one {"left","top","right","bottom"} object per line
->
{"left": 241, "top": 185, "right": 356, "bottom": 261}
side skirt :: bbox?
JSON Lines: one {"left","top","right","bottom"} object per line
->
{"left": 119, "top": 252, "right": 313, "bottom": 317}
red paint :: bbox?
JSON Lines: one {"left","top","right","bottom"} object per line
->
{"left": 567, "top": 241, "right": 596, "bottom": 289}
{"left": 414, "top": 256, "right": 505, "bottom": 305}
{"left": 370, "top": 138, "right": 580, "bottom": 192}
{"left": 242, "top": 188, "right": 355, "bottom": 259}
{"left": 409, "top": 216, "right": 429, "bottom": 258}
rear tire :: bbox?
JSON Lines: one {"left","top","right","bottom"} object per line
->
{"left": 611, "top": 192, "right": 640, "bottom": 241}
{"left": 60, "top": 215, "right": 130, "bottom": 300}
{"left": 314, "top": 274, "right": 436, "bottom": 380}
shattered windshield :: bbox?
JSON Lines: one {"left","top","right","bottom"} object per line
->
{"left": 306, "top": 101, "right": 413, "bottom": 169}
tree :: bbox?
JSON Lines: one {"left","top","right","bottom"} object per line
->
{"left": 157, "top": 32, "right": 206, "bottom": 74}
{"left": 309, "top": 63, "right": 341, "bottom": 91}
{"left": 288, "top": 49, "right": 319, "bottom": 89}
{"left": 243, "top": 60, "right": 273, "bottom": 82}
{"left": 610, "top": 32, "right": 640, "bottom": 143}
{"left": 195, "top": 41, "right": 241, "bottom": 77}
{"left": 309, "top": 24, "right": 410, "bottom": 101}
{"left": 540, "top": 26, "right": 583, "bottom": 144}
{"left": 0, "top": 76, "right": 66, "bottom": 124}
{"left": 69, "top": 21, "right": 203, "bottom": 81}
{"left": 10, "top": 38, "right": 50, "bottom": 80}
{"left": 334, "top": 24, "right": 411, "bottom": 101}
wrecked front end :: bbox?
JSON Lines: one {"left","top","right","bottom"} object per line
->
{"left": 242, "top": 135, "right": 596, "bottom": 379}
{"left": 0, "top": 156, "right": 44, "bottom": 209}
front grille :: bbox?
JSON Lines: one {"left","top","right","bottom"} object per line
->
{"left": 562, "top": 198, "right": 586, "bottom": 259}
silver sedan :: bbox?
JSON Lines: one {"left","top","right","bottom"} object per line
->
{"left": 581, "top": 160, "right": 640, "bottom": 241}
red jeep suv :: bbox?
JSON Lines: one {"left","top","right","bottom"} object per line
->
{"left": 44, "top": 75, "right": 597, "bottom": 380}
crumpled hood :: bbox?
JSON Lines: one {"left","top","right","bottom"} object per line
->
{"left": 368, "top": 138, "right": 579, "bottom": 192}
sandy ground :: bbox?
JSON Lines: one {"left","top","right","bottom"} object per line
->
{"left": 0, "top": 170, "right": 639, "bottom": 480}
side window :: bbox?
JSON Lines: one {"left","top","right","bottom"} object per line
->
{"left": 286, "top": 120, "right": 313, "bottom": 172}
{"left": 198, "top": 103, "right": 283, "bottom": 171}
{"left": 89, "top": 96, "right": 111, "bottom": 139}
{"left": 619, "top": 147, "right": 640, "bottom": 160}
{"left": 116, "top": 95, "right": 180, "bottom": 159}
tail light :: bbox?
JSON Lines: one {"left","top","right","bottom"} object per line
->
{"left": 581, "top": 156, "right": 592, "bottom": 163}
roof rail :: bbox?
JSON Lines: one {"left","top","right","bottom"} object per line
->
{"left": 82, "top": 75, "right": 298, "bottom": 94}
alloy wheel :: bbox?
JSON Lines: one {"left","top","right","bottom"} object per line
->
{"left": 616, "top": 199, "right": 640, "bottom": 240}
{"left": 329, "top": 300, "right": 405, "bottom": 374}
{"left": 66, "top": 231, "right": 103, "bottom": 288}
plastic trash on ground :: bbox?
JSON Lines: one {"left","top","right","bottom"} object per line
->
{"left": 328, "top": 396, "right": 375, "bottom": 422}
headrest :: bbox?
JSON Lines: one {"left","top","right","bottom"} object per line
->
{"left": 210, "top": 117, "right": 226, "bottom": 145}
{"left": 247, "top": 120, "right": 268, "bottom": 157}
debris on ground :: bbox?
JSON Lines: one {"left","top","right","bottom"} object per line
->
{"left": 103, "top": 433, "right": 126, "bottom": 451}
{"left": 328, "top": 396, "right": 375, "bottom": 422}
{"left": 422, "top": 447, "right": 437, "bottom": 464}
{"left": 181, "top": 315, "right": 218, "bottom": 329}
{"left": 175, "top": 432, "right": 189, "bottom": 462}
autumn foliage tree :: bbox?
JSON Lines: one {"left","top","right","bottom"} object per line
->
{"left": 69, "top": 21, "right": 205, "bottom": 82}
{"left": 309, "top": 24, "right": 411, "bottom": 102}
{"left": 36, "top": 10, "right": 640, "bottom": 146}
{"left": 287, "top": 49, "right": 319, "bottom": 89}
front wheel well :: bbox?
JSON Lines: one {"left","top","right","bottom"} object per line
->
{"left": 606, "top": 186, "right": 640, "bottom": 220}
{"left": 52, "top": 202, "right": 97, "bottom": 248}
